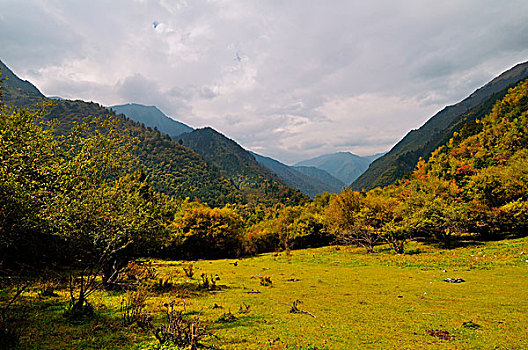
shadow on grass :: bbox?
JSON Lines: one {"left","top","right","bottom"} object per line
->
{"left": 420, "top": 238, "right": 485, "bottom": 250}
{"left": 405, "top": 248, "right": 423, "bottom": 255}
{"left": 7, "top": 293, "right": 143, "bottom": 350}
{"left": 213, "top": 314, "right": 263, "bottom": 330}
{"left": 148, "top": 279, "right": 231, "bottom": 298}
{"left": 423, "top": 231, "right": 527, "bottom": 250}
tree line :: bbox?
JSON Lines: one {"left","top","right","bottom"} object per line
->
{"left": 1, "top": 79, "right": 527, "bottom": 287}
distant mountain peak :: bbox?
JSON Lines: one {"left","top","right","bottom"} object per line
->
{"left": 251, "top": 152, "right": 345, "bottom": 197}
{"left": 295, "top": 152, "right": 382, "bottom": 185}
{"left": 110, "top": 103, "right": 193, "bottom": 139}
{"left": 0, "top": 59, "right": 46, "bottom": 107}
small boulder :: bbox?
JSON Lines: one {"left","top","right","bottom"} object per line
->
{"left": 444, "top": 278, "right": 465, "bottom": 283}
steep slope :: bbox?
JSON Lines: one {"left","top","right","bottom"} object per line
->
{"left": 0, "top": 60, "right": 46, "bottom": 107}
{"left": 179, "top": 128, "right": 308, "bottom": 205}
{"left": 353, "top": 61, "right": 528, "bottom": 191}
{"left": 422, "top": 78, "right": 528, "bottom": 185}
{"left": 0, "top": 60, "right": 242, "bottom": 206}
{"left": 291, "top": 166, "right": 345, "bottom": 192}
{"left": 402, "top": 78, "right": 528, "bottom": 235}
{"left": 295, "top": 152, "right": 380, "bottom": 185}
{"left": 251, "top": 152, "right": 345, "bottom": 197}
{"left": 46, "top": 100, "right": 242, "bottom": 206}
{"left": 110, "top": 103, "right": 193, "bottom": 139}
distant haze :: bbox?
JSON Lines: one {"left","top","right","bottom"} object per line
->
{"left": 295, "top": 152, "right": 382, "bottom": 185}
{"left": 1, "top": 1, "right": 528, "bottom": 163}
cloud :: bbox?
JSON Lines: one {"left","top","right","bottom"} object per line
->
{"left": 1, "top": 0, "right": 528, "bottom": 163}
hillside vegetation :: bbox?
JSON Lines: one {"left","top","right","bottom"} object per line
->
{"left": 46, "top": 100, "right": 242, "bottom": 207}
{"left": 353, "top": 61, "right": 528, "bottom": 191}
{"left": 1, "top": 62, "right": 528, "bottom": 349}
{"left": 179, "top": 127, "right": 308, "bottom": 206}
{"left": 329, "top": 80, "right": 528, "bottom": 254}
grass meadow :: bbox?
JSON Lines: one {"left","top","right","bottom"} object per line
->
{"left": 6, "top": 236, "right": 528, "bottom": 349}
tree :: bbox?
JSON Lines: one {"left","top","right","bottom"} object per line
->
{"left": 326, "top": 190, "right": 381, "bottom": 253}
{"left": 0, "top": 100, "right": 60, "bottom": 267}
{"left": 0, "top": 95, "right": 164, "bottom": 315}
{"left": 401, "top": 172, "right": 467, "bottom": 248}
{"left": 170, "top": 202, "right": 243, "bottom": 259}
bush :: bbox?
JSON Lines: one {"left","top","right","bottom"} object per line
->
{"left": 170, "top": 203, "right": 244, "bottom": 259}
{"left": 153, "top": 301, "right": 215, "bottom": 350}
{"left": 120, "top": 286, "right": 150, "bottom": 326}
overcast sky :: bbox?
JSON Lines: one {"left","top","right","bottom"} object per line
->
{"left": 2, "top": 0, "right": 528, "bottom": 164}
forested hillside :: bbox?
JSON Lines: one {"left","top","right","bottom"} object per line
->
{"left": 329, "top": 79, "right": 528, "bottom": 252}
{"left": 46, "top": 100, "right": 241, "bottom": 206}
{"left": 353, "top": 61, "right": 528, "bottom": 191}
{"left": 179, "top": 127, "right": 308, "bottom": 206}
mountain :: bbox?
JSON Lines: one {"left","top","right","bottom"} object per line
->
{"left": 291, "top": 166, "right": 346, "bottom": 191}
{"left": 251, "top": 152, "right": 345, "bottom": 197}
{"left": 178, "top": 128, "right": 308, "bottom": 206}
{"left": 1, "top": 60, "right": 306, "bottom": 207}
{"left": 295, "top": 152, "right": 382, "bottom": 185}
{"left": 352, "top": 61, "right": 528, "bottom": 191}
{"left": 46, "top": 101, "right": 244, "bottom": 206}
{"left": 402, "top": 78, "right": 528, "bottom": 235}
{"left": 0, "top": 60, "right": 246, "bottom": 206}
{"left": 0, "top": 60, "right": 46, "bottom": 107}
{"left": 110, "top": 103, "right": 193, "bottom": 139}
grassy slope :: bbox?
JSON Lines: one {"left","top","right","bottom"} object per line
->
{"left": 11, "top": 237, "right": 528, "bottom": 349}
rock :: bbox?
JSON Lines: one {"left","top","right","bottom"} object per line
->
{"left": 444, "top": 278, "right": 465, "bottom": 283}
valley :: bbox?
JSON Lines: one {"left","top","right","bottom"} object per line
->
{"left": 2, "top": 34, "right": 528, "bottom": 350}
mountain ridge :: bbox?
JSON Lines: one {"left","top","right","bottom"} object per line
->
{"left": 251, "top": 152, "right": 345, "bottom": 197}
{"left": 110, "top": 103, "right": 193, "bottom": 139}
{"left": 352, "top": 60, "right": 528, "bottom": 191}
{"left": 295, "top": 151, "right": 382, "bottom": 185}
{"left": 0, "top": 60, "right": 46, "bottom": 107}
{"left": 178, "top": 127, "right": 308, "bottom": 205}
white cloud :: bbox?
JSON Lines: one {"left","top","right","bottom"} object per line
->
{"left": 1, "top": 0, "right": 528, "bottom": 163}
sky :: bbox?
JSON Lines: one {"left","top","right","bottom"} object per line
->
{"left": 1, "top": 0, "right": 528, "bottom": 164}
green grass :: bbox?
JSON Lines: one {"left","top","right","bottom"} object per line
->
{"left": 5, "top": 237, "right": 528, "bottom": 349}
